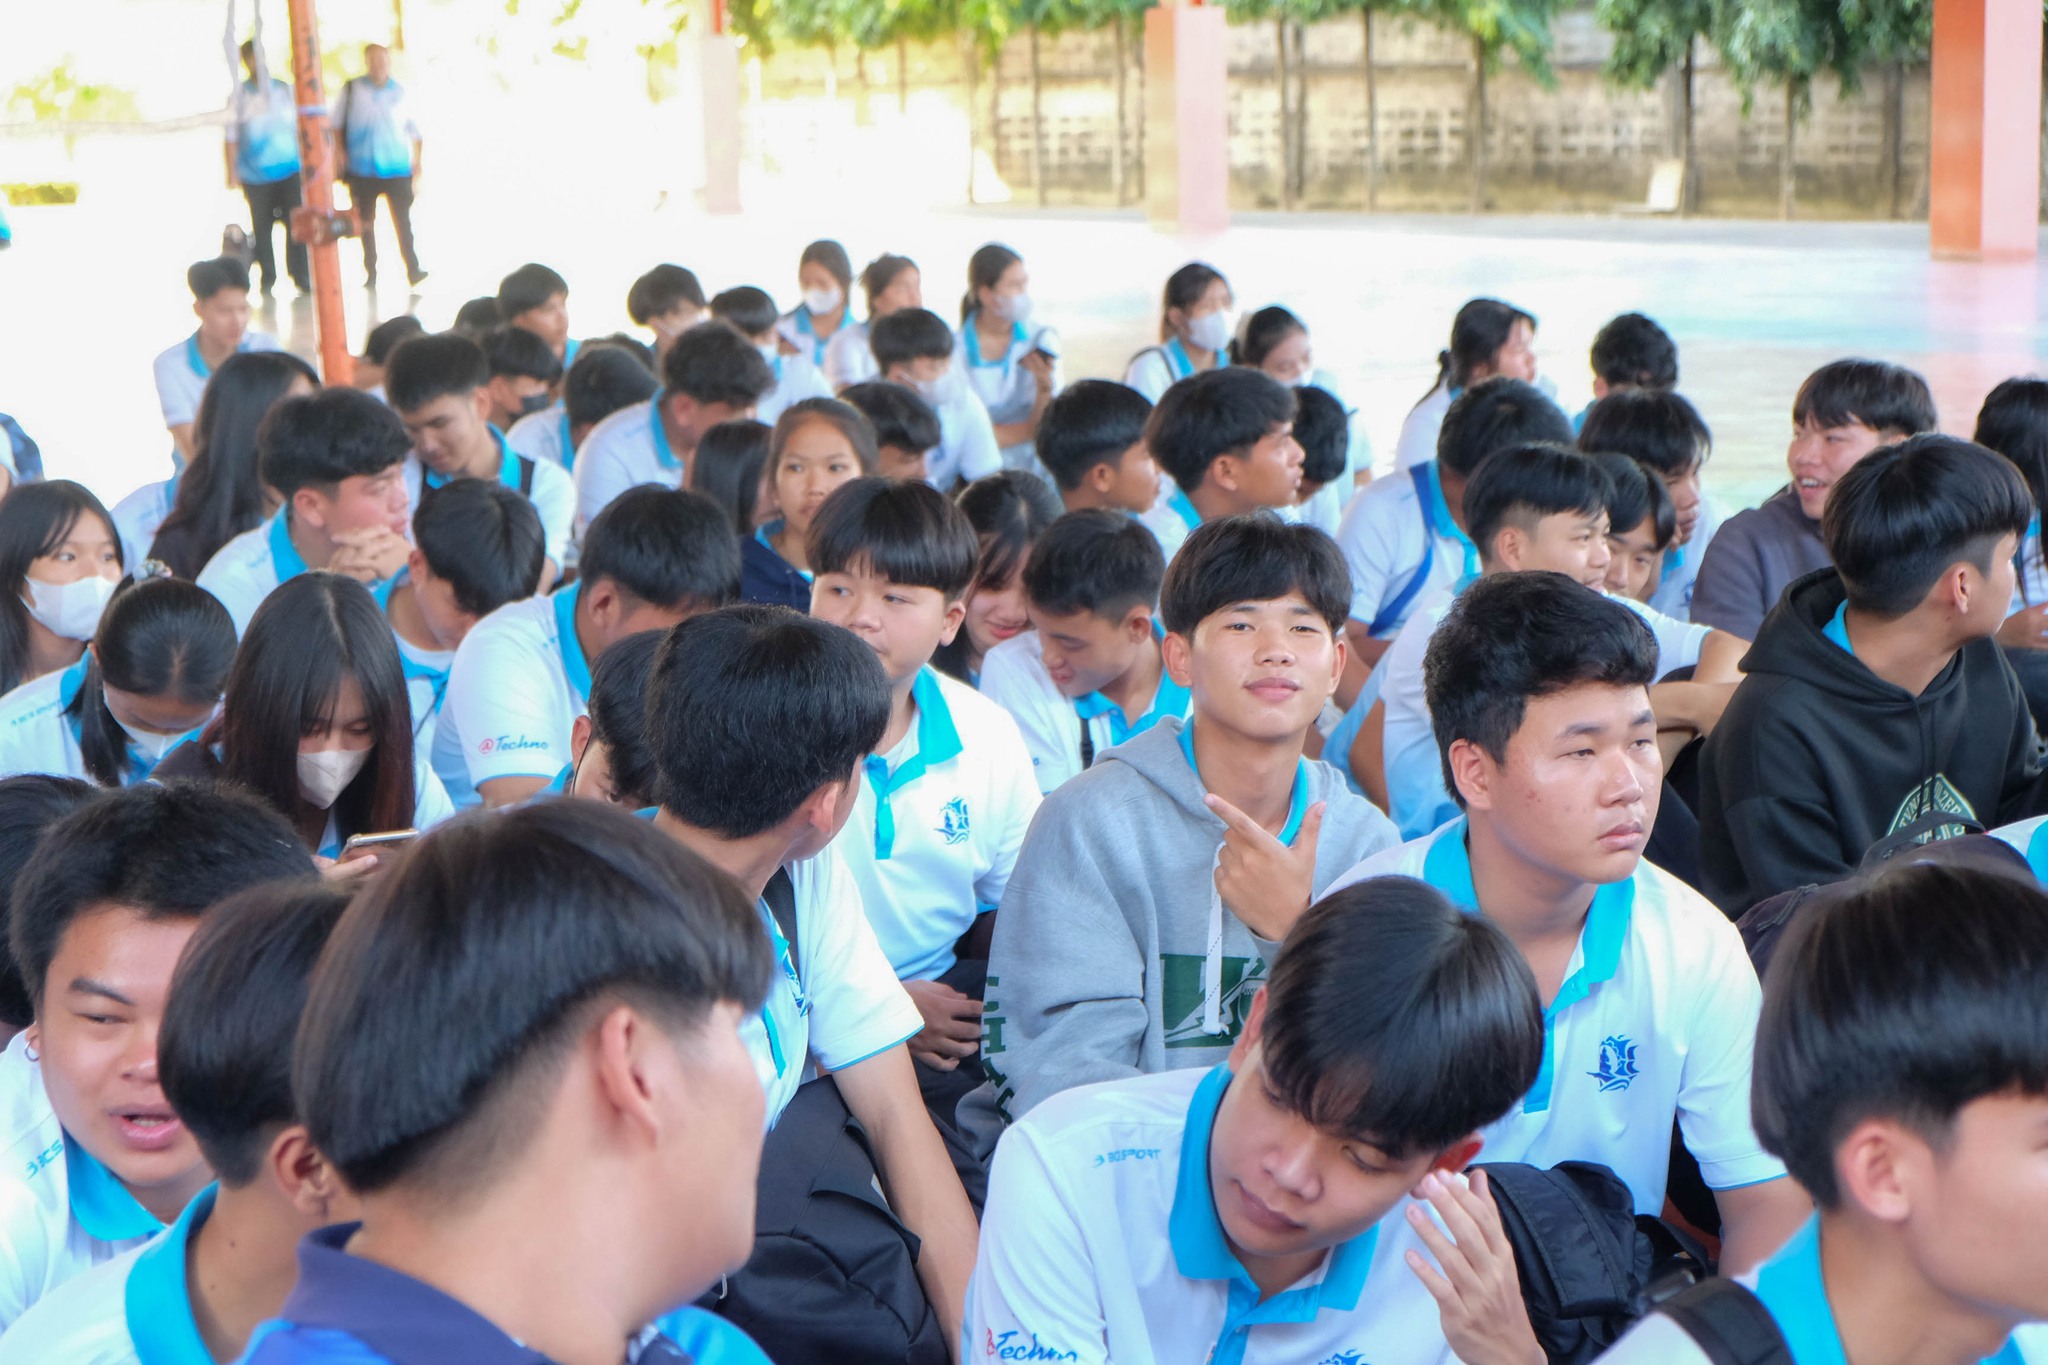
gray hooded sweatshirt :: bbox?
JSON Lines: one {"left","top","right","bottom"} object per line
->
{"left": 978, "top": 717, "right": 1399, "bottom": 1124}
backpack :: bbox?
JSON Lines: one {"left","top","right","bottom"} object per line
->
{"left": 1653, "top": 1277, "right": 1792, "bottom": 1364}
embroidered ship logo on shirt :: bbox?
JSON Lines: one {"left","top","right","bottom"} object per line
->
{"left": 1589, "top": 1035, "right": 1640, "bottom": 1092}
{"left": 938, "top": 796, "right": 971, "bottom": 845}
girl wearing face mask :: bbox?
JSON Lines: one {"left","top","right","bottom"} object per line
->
{"left": 777, "top": 239, "right": 855, "bottom": 370}
{"left": 933, "top": 470, "right": 1062, "bottom": 688}
{"left": 742, "top": 400, "right": 880, "bottom": 611}
{"left": 1230, "top": 305, "right": 1372, "bottom": 520}
{"left": 958, "top": 244, "right": 1061, "bottom": 479}
{"left": 1395, "top": 297, "right": 1542, "bottom": 472}
{"left": 0, "top": 481, "right": 125, "bottom": 696}
{"left": 0, "top": 573, "right": 235, "bottom": 786}
{"left": 155, "top": 571, "right": 453, "bottom": 857}
{"left": 826, "top": 254, "right": 921, "bottom": 392}
{"left": 1123, "top": 262, "right": 1234, "bottom": 404}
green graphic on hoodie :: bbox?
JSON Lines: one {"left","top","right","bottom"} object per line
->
{"left": 1887, "top": 774, "right": 1977, "bottom": 843}
{"left": 1161, "top": 953, "right": 1266, "bottom": 1048}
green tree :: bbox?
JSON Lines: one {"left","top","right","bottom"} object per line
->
{"left": 1596, "top": 0, "right": 1711, "bottom": 212}
{"left": 1402, "top": 0, "right": 1561, "bottom": 211}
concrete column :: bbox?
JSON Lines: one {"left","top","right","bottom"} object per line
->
{"left": 1929, "top": 0, "right": 2043, "bottom": 259}
{"left": 699, "top": 0, "right": 743, "bottom": 214}
{"left": 1144, "top": 2, "right": 1230, "bottom": 235}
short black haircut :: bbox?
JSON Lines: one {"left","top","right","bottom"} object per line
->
{"left": 383, "top": 332, "right": 488, "bottom": 413}
{"left": 159, "top": 882, "right": 349, "bottom": 1187}
{"left": 565, "top": 343, "right": 660, "bottom": 429}
{"left": 451, "top": 296, "right": 503, "bottom": 337}
{"left": 1292, "top": 384, "right": 1350, "bottom": 488}
{"left": 648, "top": 606, "right": 891, "bottom": 838}
{"left": 1793, "top": 359, "right": 1937, "bottom": 438}
{"left": 1147, "top": 368, "right": 1297, "bottom": 494}
{"left": 579, "top": 486, "right": 742, "bottom": 613}
{"left": 1589, "top": 451, "right": 1676, "bottom": 550}
{"left": 1036, "top": 380, "right": 1153, "bottom": 491}
{"left": 839, "top": 382, "right": 941, "bottom": 456}
{"left": 11, "top": 780, "right": 316, "bottom": 1007}
{"left": 294, "top": 801, "right": 772, "bottom": 1196}
{"left": 482, "top": 324, "right": 564, "bottom": 386}
{"left": 584, "top": 629, "right": 667, "bottom": 810}
{"left": 807, "top": 476, "right": 978, "bottom": 599}
{"left": 361, "top": 314, "right": 424, "bottom": 365}
{"left": 412, "top": 479, "right": 546, "bottom": 618}
{"left": 660, "top": 322, "right": 777, "bottom": 408}
{"left": 1755, "top": 860, "right": 2048, "bottom": 1209}
{"left": 0, "top": 776, "right": 95, "bottom": 1028}
{"left": 627, "top": 264, "right": 706, "bottom": 325}
{"left": 1160, "top": 515, "right": 1350, "bottom": 636}
{"left": 869, "top": 309, "right": 956, "bottom": 369}
{"left": 709, "top": 286, "right": 781, "bottom": 339}
{"left": 258, "top": 387, "right": 410, "bottom": 495}
{"left": 1436, "top": 377, "right": 1574, "bottom": 479}
{"left": 188, "top": 256, "right": 250, "bottom": 301}
{"left": 1461, "top": 442, "right": 1613, "bottom": 561}
{"left": 1262, "top": 877, "right": 1543, "bottom": 1155}
{"left": 1823, "top": 433, "right": 2034, "bottom": 619}
{"left": 1022, "top": 509, "right": 1165, "bottom": 620}
{"left": 1577, "top": 388, "right": 1713, "bottom": 478}
{"left": 496, "top": 262, "right": 569, "bottom": 320}
{"left": 1588, "top": 313, "right": 1679, "bottom": 390}
{"left": 1973, "top": 377, "right": 2048, "bottom": 516}
{"left": 1424, "top": 572, "right": 1658, "bottom": 806}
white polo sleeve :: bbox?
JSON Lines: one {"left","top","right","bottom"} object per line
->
{"left": 1673, "top": 903, "right": 1787, "bottom": 1192}
{"left": 525, "top": 457, "right": 576, "bottom": 569}
{"left": 1620, "top": 596, "right": 1711, "bottom": 677}
{"left": 412, "top": 755, "right": 457, "bottom": 830}
{"left": 0, "top": 1174, "right": 61, "bottom": 1331}
{"left": 1336, "top": 479, "right": 1418, "bottom": 631}
{"left": 964, "top": 1124, "right": 1112, "bottom": 1365}
{"left": 1121, "top": 349, "right": 1174, "bottom": 404}
{"left": 571, "top": 410, "right": 653, "bottom": 538}
{"left": 795, "top": 846, "right": 921, "bottom": 1072}
{"left": 507, "top": 407, "right": 566, "bottom": 468}
{"left": 971, "top": 709, "right": 1041, "bottom": 911}
{"left": 980, "top": 637, "right": 1082, "bottom": 796}
{"left": 444, "top": 611, "right": 575, "bottom": 788}
{"left": 152, "top": 346, "right": 197, "bottom": 429}
{"left": 950, "top": 391, "right": 1004, "bottom": 483}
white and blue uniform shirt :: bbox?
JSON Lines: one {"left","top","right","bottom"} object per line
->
{"left": 151, "top": 330, "right": 283, "bottom": 435}
{"left": 401, "top": 426, "right": 575, "bottom": 570}
{"left": 228, "top": 76, "right": 300, "bottom": 184}
{"left": 442, "top": 582, "right": 590, "bottom": 793}
{"left": 967, "top": 1064, "right": 1460, "bottom": 1365}
{"left": 110, "top": 477, "right": 177, "bottom": 570}
{"left": 0, "top": 1034, "right": 162, "bottom": 1331}
{"left": 839, "top": 668, "right": 1040, "bottom": 981}
{"left": 822, "top": 320, "right": 877, "bottom": 391}
{"left": 754, "top": 350, "right": 836, "bottom": 428}
{"left": 570, "top": 396, "right": 682, "bottom": 538}
{"left": 195, "top": 507, "right": 399, "bottom": 638}
{"left": 1393, "top": 383, "right": 1456, "bottom": 473}
{"left": 337, "top": 76, "right": 419, "bottom": 179}
{"left": 1122, "top": 337, "right": 1213, "bottom": 404}
{"left": 1324, "top": 819, "right": 1786, "bottom": 1210}
{"left": 505, "top": 400, "right": 573, "bottom": 472}
{"left": 392, "top": 622, "right": 469, "bottom": 808}
{"left": 979, "top": 628, "right": 1192, "bottom": 795}
{"left": 1649, "top": 491, "right": 1727, "bottom": 620}
{"left": 0, "top": 658, "right": 200, "bottom": 786}
{"left": 1137, "top": 484, "right": 1203, "bottom": 564}
{"left": 1334, "top": 459, "right": 1478, "bottom": 643}
{"left": 954, "top": 313, "right": 1062, "bottom": 474}
{"left": 927, "top": 382, "right": 1004, "bottom": 492}
{"left": 776, "top": 305, "right": 851, "bottom": 370}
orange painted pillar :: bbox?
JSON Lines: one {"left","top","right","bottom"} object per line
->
{"left": 286, "top": 0, "right": 354, "bottom": 385}
{"left": 1929, "top": 0, "right": 2043, "bottom": 260}
{"left": 701, "top": 0, "right": 742, "bottom": 214}
{"left": 1144, "top": 1, "right": 1230, "bottom": 235}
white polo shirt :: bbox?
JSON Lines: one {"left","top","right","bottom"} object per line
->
{"left": 506, "top": 402, "right": 574, "bottom": 471}
{"left": 150, "top": 331, "right": 283, "bottom": 434}
{"left": 838, "top": 668, "right": 1040, "bottom": 981}
{"left": 571, "top": 397, "right": 683, "bottom": 537}
{"left": 443, "top": 582, "right": 591, "bottom": 792}
{"left": 755, "top": 351, "right": 835, "bottom": 428}
{"left": 1137, "top": 485, "right": 1201, "bottom": 563}
{"left": 1122, "top": 338, "right": 1211, "bottom": 404}
{"left": 980, "top": 629, "right": 1192, "bottom": 795}
{"left": 744, "top": 842, "right": 923, "bottom": 1126}
{"left": 967, "top": 1064, "right": 1457, "bottom": 1365}
{"left": 1393, "top": 383, "right": 1455, "bottom": 473}
{"left": 195, "top": 508, "right": 400, "bottom": 638}
{"left": 1333, "top": 461, "right": 1477, "bottom": 641}
{"left": 393, "top": 624, "right": 470, "bottom": 808}
{"left": 110, "top": 477, "right": 174, "bottom": 570}
{"left": 0, "top": 658, "right": 198, "bottom": 786}
{"left": 1324, "top": 818, "right": 1786, "bottom": 1211}
{"left": 776, "top": 305, "right": 848, "bottom": 370}
{"left": 402, "top": 426, "right": 575, "bottom": 570}
{"left": 822, "top": 321, "right": 877, "bottom": 391}
{"left": 929, "top": 383, "right": 1004, "bottom": 491}
{"left": 0, "top": 1035, "right": 161, "bottom": 1331}
{"left": 955, "top": 314, "right": 1062, "bottom": 473}
{"left": 1648, "top": 491, "right": 1727, "bottom": 620}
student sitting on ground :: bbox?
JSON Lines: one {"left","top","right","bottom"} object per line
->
{"left": 741, "top": 399, "right": 878, "bottom": 611}
{"left": 870, "top": 308, "right": 1003, "bottom": 492}
{"left": 1393, "top": 298, "right": 1539, "bottom": 473}
{"left": 827, "top": 253, "right": 921, "bottom": 392}
{"left": 627, "top": 263, "right": 707, "bottom": 365}
{"left": 779, "top": 238, "right": 856, "bottom": 368}
{"left": 350, "top": 314, "right": 422, "bottom": 400}
{"left": 931, "top": 470, "right": 1063, "bottom": 687}
{"left": 1287, "top": 381, "right": 1353, "bottom": 536}
{"left": 1577, "top": 386, "right": 1723, "bottom": 616}
{"left": 1700, "top": 433, "right": 2048, "bottom": 914}
{"left": 967, "top": 878, "right": 1548, "bottom": 1365}
{"left": 508, "top": 339, "right": 662, "bottom": 476}
{"left": 243, "top": 800, "right": 776, "bottom": 1364}
{"left": 1232, "top": 304, "right": 1373, "bottom": 506}
{"left": 711, "top": 286, "right": 836, "bottom": 427}
{"left": 152, "top": 256, "right": 283, "bottom": 466}
{"left": 1971, "top": 377, "right": 2048, "bottom": 723}
{"left": 1589, "top": 450, "right": 1678, "bottom": 603}
{"left": 1140, "top": 367, "right": 1304, "bottom": 562}
{"left": 1033, "top": 379, "right": 1160, "bottom": 517}
{"left": 496, "top": 261, "right": 575, "bottom": 366}
{"left": 840, "top": 380, "right": 943, "bottom": 482}
{"left": 955, "top": 243, "right": 1060, "bottom": 475}
{"left": 1326, "top": 571, "right": 1812, "bottom": 1273}
{"left": 1692, "top": 358, "right": 1935, "bottom": 640}
{"left": 478, "top": 323, "right": 563, "bottom": 431}
{"left": 1122, "top": 262, "right": 1232, "bottom": 403}
{"left": 1575, "top": 311, "right": 1678, "bottom": 431}
{"left": 560, "top": 630, "right": 666, "bottom": 810}
{"left": 0, "top": 482, "right": 125, "bottom": 695}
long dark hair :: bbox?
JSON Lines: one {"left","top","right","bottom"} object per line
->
{"left": 1429, "top": 298, "right": 1536, "bottom": 396}
{"left": 64, "top": 576, "right": 236, "bottom": 787}
{"left": 1229, "top": 305, "right": 1307, "bottom": 368}
{"left": 0, "top": 481, "right": 123, "bottom": 695}
{"left": 961, "top": 243, "right": 1023, "bottom": 324}
{"left": 933, "top": 470, "right": 1061, "bottom": 682}
{"left": 690, "top": 419, "right": 772, "bottom": 532}
{"left": 149, "top": 350, "right": 318, "bottom": 579}
{"left": 211, "top": 572, "right": 415, "bottom": 846}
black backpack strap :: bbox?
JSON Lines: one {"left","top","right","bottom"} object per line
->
{"left": 1078, "top": 715, "right": 1095, "bottom": 771}
{"left": 764, "top": 867, "right": 799, "bottom": 978}
{"left": 1659, "top": 1278, "right": 1791, "bottom": 1365}
{"left": 516, "top": 455, "right": 536, "bottom": 497}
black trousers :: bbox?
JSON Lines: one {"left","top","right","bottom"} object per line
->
{"left": 345, "top": 173, "right": 421, "bottom": 282}
{"left": 242, "top": 175, "right": 309, "bottom": 291}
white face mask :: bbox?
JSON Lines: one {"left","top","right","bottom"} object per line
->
{"left": 297, "top": 746, "right": 370, "bottom": 809}
{"left": 20, "top": 574, "right": 116, "bottom": 642}
{"left": 114, "top": 715, "right": 189, "bottom": 764}
{"left": 1186, "top": 309, "right": 1234, "bottom": 356}
{"left": 993, "top": 292, "right": 1033, "bottom": 327}
{"left": 802, "top": 286, "right": 843, "bottom": 318}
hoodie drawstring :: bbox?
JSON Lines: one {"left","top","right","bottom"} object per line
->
{"left": 1201, "top": 845, "right": 1227, "bottom": 1036}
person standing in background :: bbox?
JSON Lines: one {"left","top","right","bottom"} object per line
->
{"left": 224, "top": 41, "right": 308, "bottom": 296}
{"left": 334, "top": 43, "right": 426, "bottom": 290}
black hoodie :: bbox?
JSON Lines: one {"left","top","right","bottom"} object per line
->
{"left": 1700, "top": 568, "right": 2048, "bottom": 915}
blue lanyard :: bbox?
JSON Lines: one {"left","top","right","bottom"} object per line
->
{"left": 558, "top": 412, "right": 576, "bottom": 473}
{"left": 649, "top": 394, "right": 680, "bottom": 471}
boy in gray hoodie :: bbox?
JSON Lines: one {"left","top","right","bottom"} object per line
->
{"left": 980, "top": 514, "right": 1400, "bottom": 1123}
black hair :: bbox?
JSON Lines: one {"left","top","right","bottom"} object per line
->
{"left": 215, "top": 573, "right": 417, "bottom": 847}
{"left": 1424, "top": 572, "right": 1657, "bottom": 805}
{"left": 1262, "top": 877, "right": 1543, "bottom": 1155}
{"left": 66, "top": 577, "right": 236, "bottom": 788}
{"left": 839, "top": 382, "right": 941, "bottom": 457}
{"left": 710, "top": 286, "right": 782, "bottom": 339}
{"left": 1022, "top": 509, "right": 1165, "bottom": 620}
{"left": 565, "top": 343, "right": 660, "bottom": 430}
{"left": 361, "top": 314, "right": 424, "bottom": 365}
{"left": 659, "top": 323, "right": 777, "bottom": 409}
{"left": 1292, "top": 384, "right": 1350, "bottom": 488}
{"left": 1461, "top": 443, "right": 1613, "bottom": 565}
{"left": 690, "top": 419, "right": 773, "bottom": 532}
{"left": 481, "top": 324, "right": 564, "bottom": 386}
{"left": 772, "top": 398, "right": 880, "bottom": 476}
{"left": 1036, "top": 380, "right": 1154, "bottom": 491}
{"left": 1972, "top": 378, "right": 2048, "bottom": 526}
{"left": 1158, "top": 262, "right": 1228, "bottom": 342}
{"left": 188, "top": 256, "right": 250, "bottom": 301}
{"left": 1589, "top": 451, "right": 1676, "bottom": 551}
{"left": 807, "top": 476, "right": 979, "bottom": 599}
{"left": 1756, "top": 861, "right": 2048, "bottom": 1208}
{"left": 859, "top": 253, "right": 918, "bottom": 313}
{"left": 961, "top": 243, "right": 1023, "bottom": 323}
{"left": 1823, "top": 433, "right": 2034, "bottom": 619}
{"left": 383, "top": 332, "right": 488, "bottom": 413}
{"left": 159, "top": 881, "right": 349, "bottom": 1187}
{"left": 496, "top": 262, "right": 570, "bottom": 321}
{"left": 934, "top": 471, "right": 1063, "bottom": 681}
{"left": 1588, "top": 313, "right": 1679, "bottom": 390}
{"left": 1576, "top": 388, "right": 1713, "bottom": 478}
{"left": 799, "top": 239, "right": 854, "bottom": 294}
{"left": 257, "top": 387, "right": 410, "bottom": 496}
{"left": 582, "top": 630, "right": 666, "bottom": 810}
{"left": 1147, "top": 368, "right": 1297, "bottom": 494}
{"left": 580, "top": 486, "right": 742, "bottom": 612}
{"left": 649, "top": 605, "right": 892, "bottom": 838}
{"left": 11, "top": 779, "right": 314, "bottom": 1007}
{"left": 627, "top": 264, "right": 706, "bottom": 325}
{"left": 1160, "top": 514, "right": 1350, "bottom": 636}
{"left": 1436, "top": 377, "right": 1574, "bottom": 480}
{"left": 588, "top": 333, "right": 656, "bottom": 372}
{"left": 1227, "top": 305, "right": 1307, "bottom": 368}
{"left": 1432, "top": 298, "right": 1537, "bottom": 393}
{"left": 451, "top": 296, "right": 503, "bottom": 338}
{"left": 294, "top": 800, "right": 772, "bottom": 1195}
{"left": 1793, "top": 359, "right": 1937, "bottom": 438}
{"left": 0, "top": 481, "right": 122, "bottom": 695}
{"left": 149, "top": 350, "right": 318, "bottom": 578}
{"left": 0, "top": 776, "right": 95, "bottom": 1028}
{"left": 412, "top": 479, "right": 546, "bottom": 618}
{"left": 869, "top": 309, "right": 956, "bottom": 369}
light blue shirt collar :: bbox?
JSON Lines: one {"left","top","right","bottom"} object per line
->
{"left": 1176, "top": 720, "right": 1310, "bottom": 846}
{"left": 125, "top": 1184, "right": 218, "bottom": 1365}
{"left": 648, "top": 392, "right": 680, "bottom": 471}
{"left": 963, "top": 312, "right": 1027, "bottom": 373}
{"left": 1422, "top": 460, "right": 1481, "bottom": 587}
{"left": 184, "top": 332, "right": 251, "bottom": 381}
{"left": 551, "top": 581, "right": 592, "bottom": 704}
{"left": 64, "top": 1131, "right": 163, "bottom": 1243}
{"left": 862, "top": 668, "right": 964, "bottom": 860}
{"left": 1164, "top": 336, "right": 1203, "bottom": 381}
{"left": 421, "top": 426, "right": 517, "bottom": 493}
{"left": 1074, "top": 621, "right": 1188, "bottom": 747}
{"left": 1822, "top": 601, "right": 1855, "bottom": 656}
{"left": 1167, "top": 486, "right": 1202, "bottom": 533}
{"left": 266, "top": 508, "right": 398, "bottom": 608}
